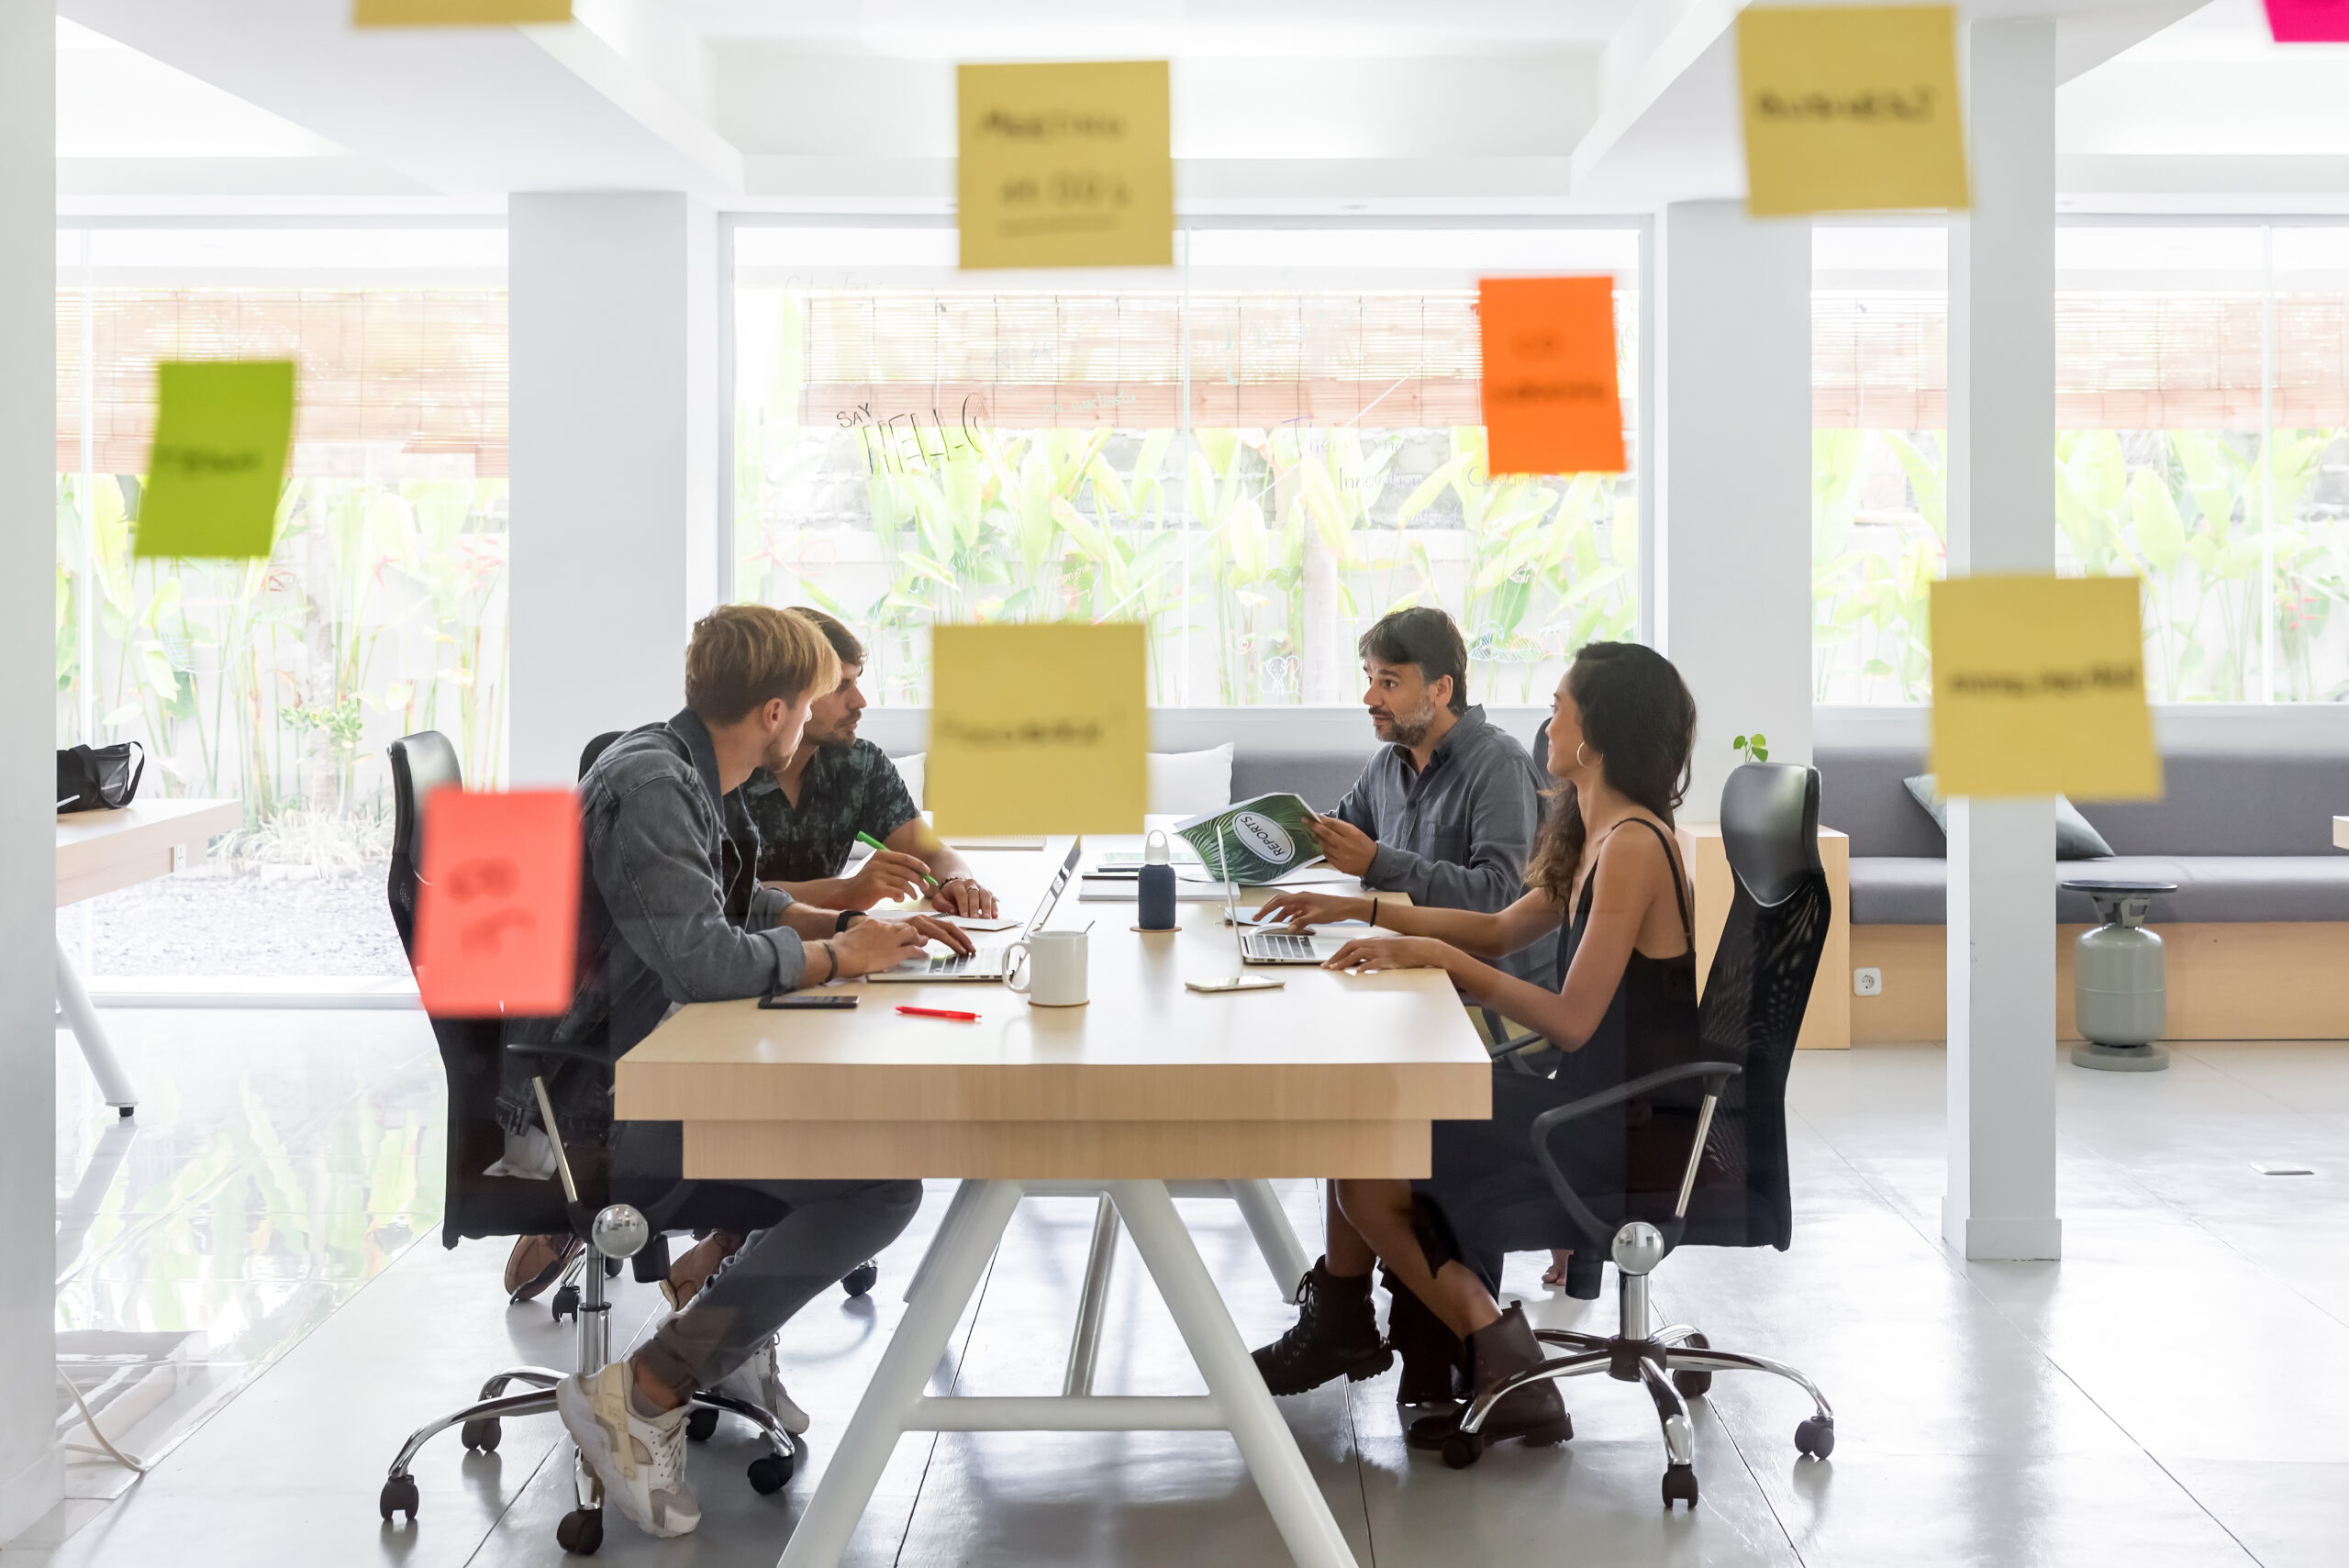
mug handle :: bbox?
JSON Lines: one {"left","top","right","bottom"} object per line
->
{"left": 1003, "top": 939, "right": 1032, "bottom": 995}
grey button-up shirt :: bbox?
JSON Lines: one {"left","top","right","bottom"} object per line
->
{"left": 1331, "top": 705, "right": 1558, "bottom": 985}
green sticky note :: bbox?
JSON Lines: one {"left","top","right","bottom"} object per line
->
{"left": 134, "top": 361, "right": 296, "bottom": 560}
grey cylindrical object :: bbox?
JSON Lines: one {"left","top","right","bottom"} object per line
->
{"left": 2075, "top": 923, "right": 2165, "bottom": 1047}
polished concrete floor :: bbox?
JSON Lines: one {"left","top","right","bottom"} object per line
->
{"left": 17, "top": 1013, "right": 2349, "bottom": 1566}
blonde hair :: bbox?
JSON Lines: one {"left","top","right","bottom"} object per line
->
{"left": 685, "top": 604, "right": 841, "bottom": 724}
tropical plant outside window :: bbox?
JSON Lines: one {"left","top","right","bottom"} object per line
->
{"left": 731, "top": 225, "right": 1642, "bottom": 707}
{"left": 1814, "top": 224, "right": 2349, "bottom": 704}
{"left": 54, "top": 226, "right": 508, "bottom": 979}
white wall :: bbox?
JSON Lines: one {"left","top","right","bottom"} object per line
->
{"left": 1653, "top": 200, "right": 1813, "bottom": 823}
{"left": 0, "top": 0, "right": 62, "bottom": 1540}
{"left": 508, "top": 192, "right": 718, "bottom": 787}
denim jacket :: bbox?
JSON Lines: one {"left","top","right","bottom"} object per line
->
{"left": 495, "top": 708, "right": 807, "bottom": 1138}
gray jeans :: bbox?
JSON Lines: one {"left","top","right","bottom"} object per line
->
{"left": 634, "top": 1177, "right": 922, "bottom": 1400}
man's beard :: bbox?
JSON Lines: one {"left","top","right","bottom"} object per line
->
{"left": 1374, "top": 695, "right": 1439, "bottom": 748}
{"left": 806, "top": 712, "right": 859, "bottom": 751}
{"left": 760, "top": 728, "right": 796, "bottom": 775}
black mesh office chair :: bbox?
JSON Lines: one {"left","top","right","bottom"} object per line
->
{"left": 1447, "top": 762, "right": 1838, "bottom": 1509}
{"left": 378, "top": 731, "right": 806, "bottom": 1556}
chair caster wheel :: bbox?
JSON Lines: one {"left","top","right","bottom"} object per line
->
{"left": 1440, "top": 1429, "right": 1484, "bottom": 1470}
{"left": 1662, "top": 1462, "right": 1699, "bottom": 1509}
{"left": 685, "top": 1404, "right": 719, "bottom": 1442}
{"left": 460, "top": 1417, "right": 502, "bottom": 1452}
{"left": 378, "top": 1473, "right": 419, "bottom": 1522}
{"left": 1672, "top": 1331, "right": 1712, "bottom": 1399}
{"left": 841, "top": 1260, "right": 879, "bottom": 1297}
{"left": 555, "top": 1506, "right": 604, "bottom": 1554}
{"left": 747, "top": 1451, "right": 794, "bottom": 1495}
{"left": 1796, "top": 1416, "right": 1836, "bottom": 1460}
{"left": 551, "top": 1284, "right": 580, "bottom": 1323}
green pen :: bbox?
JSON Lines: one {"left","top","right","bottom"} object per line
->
{"left": 855, "top": 829, "right": 940, "bottom": 888}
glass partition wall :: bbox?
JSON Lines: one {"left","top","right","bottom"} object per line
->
{"left": 1813, "top": 221, "right": 2349, "bottom": 705}
{"left": 54, "top": 223, "right": 508, "bottom": 984}
{"left": 729, "top": 222, "right": 1646, "bottom": 709}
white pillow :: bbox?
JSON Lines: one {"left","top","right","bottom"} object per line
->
{"left": 889, "top": 751, "right": 925, "bottom": 809}
{"left": 1148, "top": 743, "right": 1233, "bottom": 817}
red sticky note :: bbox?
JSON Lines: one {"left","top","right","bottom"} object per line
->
{"left": 2264, "top": 0, "right": 2349, "bottom": 41}
{"left": 413, "top": 788, "right": 582, "bottom": 1016}
{"left": 1478, "top": 276, "right": 1626, "bottom": 477}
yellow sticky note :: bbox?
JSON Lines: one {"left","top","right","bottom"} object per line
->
{"left": 133, "top": 361, "right": 296, "bottom": 561}
{"left": 956, "top": 61, "right": 1174, "bottom": 271}
{"left": 1737, "top": 5, "right": 1969, "bottom": 217}
{"left": 928, "top": 623, "right": 1148, "bottom": 834}
{"left": 1929, "top": 576, "right": 2161, "bottom": 801}
{"left": 354, "top": 0, "right": 571, "bottom": 23}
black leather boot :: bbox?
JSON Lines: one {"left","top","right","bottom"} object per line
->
{"left": 1381, "top": 1267, "right": 1467, "bottom": 1405}
{"left": 1407, "top": 1304, "right": 1572, "bottom": 1451}
{"left": 1251, "top": 1258, "right": 1392, "bottom": 1396}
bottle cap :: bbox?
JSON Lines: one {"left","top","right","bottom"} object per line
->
{"left": 1144, "top": 828, "right": 1171, "bottom": 865}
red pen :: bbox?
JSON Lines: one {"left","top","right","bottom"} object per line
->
{"left": 896, "top": 1006, "right": 980, "bottom": 1022}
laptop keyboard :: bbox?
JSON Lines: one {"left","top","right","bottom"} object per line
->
{"left": 1246, "top": 932, "right": 1319, "bottom": 962}
{"left": 926, "top": 951, "right": 988, "bottom": 974}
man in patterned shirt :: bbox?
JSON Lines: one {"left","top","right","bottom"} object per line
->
{"left": 740, "top": 609, "right": 1000, "bottom": 917}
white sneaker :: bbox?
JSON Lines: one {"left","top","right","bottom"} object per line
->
{"left": 717, "top": 1335, "right": 811, "bottom": 1436}
{"left": 556, "top": 1362, "right": 701, "bottom": 1539}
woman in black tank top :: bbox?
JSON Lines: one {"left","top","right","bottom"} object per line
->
{"left": 1247, "top": 643, "right": 1698, "bottom": 1453}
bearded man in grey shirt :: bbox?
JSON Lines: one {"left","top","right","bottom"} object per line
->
{"left": 1285, "top": 606, "right": 1556, "bottom": 986}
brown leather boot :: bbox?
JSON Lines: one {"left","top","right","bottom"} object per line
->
{"left": 1382, "top": 1268, "right": 1467, "bottom": 1406}
{"left": 1251, "top": 1258, "right": 1393, "bottom": 1396}
{"left": 1407, "top": 1304, "right": 1572, "bottom": 1451}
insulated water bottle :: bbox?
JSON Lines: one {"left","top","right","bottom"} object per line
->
{"left": 1138, "top": 828, "right": 1177, "bottom": 930}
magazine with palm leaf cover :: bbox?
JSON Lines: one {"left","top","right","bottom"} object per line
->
{"left": 1172, "top": 793, "right": 1326, "bottom": 884}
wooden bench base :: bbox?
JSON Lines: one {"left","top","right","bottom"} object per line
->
{"left": 1852, "top": 922, "right": 2349, "bottom": 1043}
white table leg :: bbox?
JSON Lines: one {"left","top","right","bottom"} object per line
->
{"left": 781, "top": 1178, "right": 1022, "bottom": 1568}
{"left": 1227, "top": 1178, "right": 1311, "bottom": 1296}
{"left": 900, "top": 1176, "right": 985, "bottom": 1303}
{"left": 1109, "top": 1180, "right": 1358, "bottom": 1568}
{"left": 56, "top": 935, "right": 137, "bottom": 1114}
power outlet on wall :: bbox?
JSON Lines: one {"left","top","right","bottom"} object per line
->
{"left": 1853, "top": 967, "right": 1882, "bottom": 997}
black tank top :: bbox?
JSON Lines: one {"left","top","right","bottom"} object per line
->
{"left": 1553, "top": 817, "right": 1703, "bottom": 1100}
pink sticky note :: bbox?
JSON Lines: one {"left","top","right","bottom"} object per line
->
{"left": 414, "top": 788, "right": 582, "bottom": 1017}
{"left": 2264, "top": 0, "right": 2349, "bottom": 41}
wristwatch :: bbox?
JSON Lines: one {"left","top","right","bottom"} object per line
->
{"left": 834, "top": 909, "right": 866, "bottom": 935}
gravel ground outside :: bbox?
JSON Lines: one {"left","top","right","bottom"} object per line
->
{"left": 59, "top": 864, "right": 409, "bottom": 978}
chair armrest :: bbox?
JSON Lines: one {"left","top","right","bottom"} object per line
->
{"left": 1525, "top": 1062, "right": 1744, "bottom": 1250}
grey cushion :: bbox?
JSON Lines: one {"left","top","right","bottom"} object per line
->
{"left": 1820, "top": 746, "right": 2349, "bottom": 859}
{"left": 1849, "top": 855, "right": 2349, "bottom": 925}
{"left": 1899, "top": 774, "right": 2116, "bottom": 860}
{"left": 1230, "top": 749, "right": 1375, "bottom": 813}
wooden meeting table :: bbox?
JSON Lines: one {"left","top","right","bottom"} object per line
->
{"left": 617, "top": 835, "right": 1493, "bottom": 1568}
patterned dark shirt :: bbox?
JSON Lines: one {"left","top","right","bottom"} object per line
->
{"left": 740, "top": 738, "right": 922, "bottom": 884}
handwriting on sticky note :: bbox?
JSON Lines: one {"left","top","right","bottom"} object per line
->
{"left": 414, "top": 789, "right": 583, "bottom": 1016}
{"left": 1736, "top": 6, "right": 1968, "bottom": 217}
{"left": 1479, "top": 276, "right": 1625, "bottom": 477}
{"left": 1930, "top": 575, "right": 2161, "bottom": 801}
{"left": 957, "top": 61, "right": 1173, "bottom": 271}
{"left": 353, "top": 0, "right": 571, "bottom": 24}
{"left": 2263, "top": 0, "right": 2349, "bottom": 41}
{"left": 927, "top": 623, "right": 1148, "bottom": 834}
{"left": 133, "top": 361, "right": 296, "bottom": 561}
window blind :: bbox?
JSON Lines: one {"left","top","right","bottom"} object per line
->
{"left": 54, "top": 289, "right": 508, "bottom": 476}
{"left": 798, "top": 288, "right": 1632, "bottom": 431}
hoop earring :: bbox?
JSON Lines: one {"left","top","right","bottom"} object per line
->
{"left": 1575, "top": 742, "right": 1592, "bottom": 769}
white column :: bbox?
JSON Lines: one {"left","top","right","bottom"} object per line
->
{"left": 0, "top": 0, "right": 63, "bottom": 1539}
{"left": 1943, "top": 18, "right": 2062, "bottom": 1262}
{"left": 1653, "top": 200, "right": 1812, "bottom": 824}
{"left": 508, "top": 193, "right": 718, "bottom": 788}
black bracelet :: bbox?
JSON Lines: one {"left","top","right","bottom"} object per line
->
{"left": 834, "top": 909, "right": 865, "bottom": 935}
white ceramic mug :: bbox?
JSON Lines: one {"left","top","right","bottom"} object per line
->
{"left": 1005, "top": 929, "right": 1088, "bottom": 1006}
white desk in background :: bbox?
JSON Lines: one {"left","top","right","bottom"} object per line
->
{"left": 55, "top": 797, "right": 240, "bottom": 1116}
{"left": 620, "top": 836, "right": 1491, "bottom": 1568}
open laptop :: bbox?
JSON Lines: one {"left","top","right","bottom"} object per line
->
{"left": 866, "top": 839, "right": 1083, "bottom": 984}
{"left": 1214, "top": 824, "right": 1334, "bottom": 966}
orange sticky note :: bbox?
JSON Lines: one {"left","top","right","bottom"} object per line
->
{"left": 413, "top": 789, "right": 582, "bottom": 1016}
{"left": 1479, "top": 276, "right": 1625, "bottom": 477}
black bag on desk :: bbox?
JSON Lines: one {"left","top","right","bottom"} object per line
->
{"left": 56, "top": 742, "right": 144, "bottom": 813}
